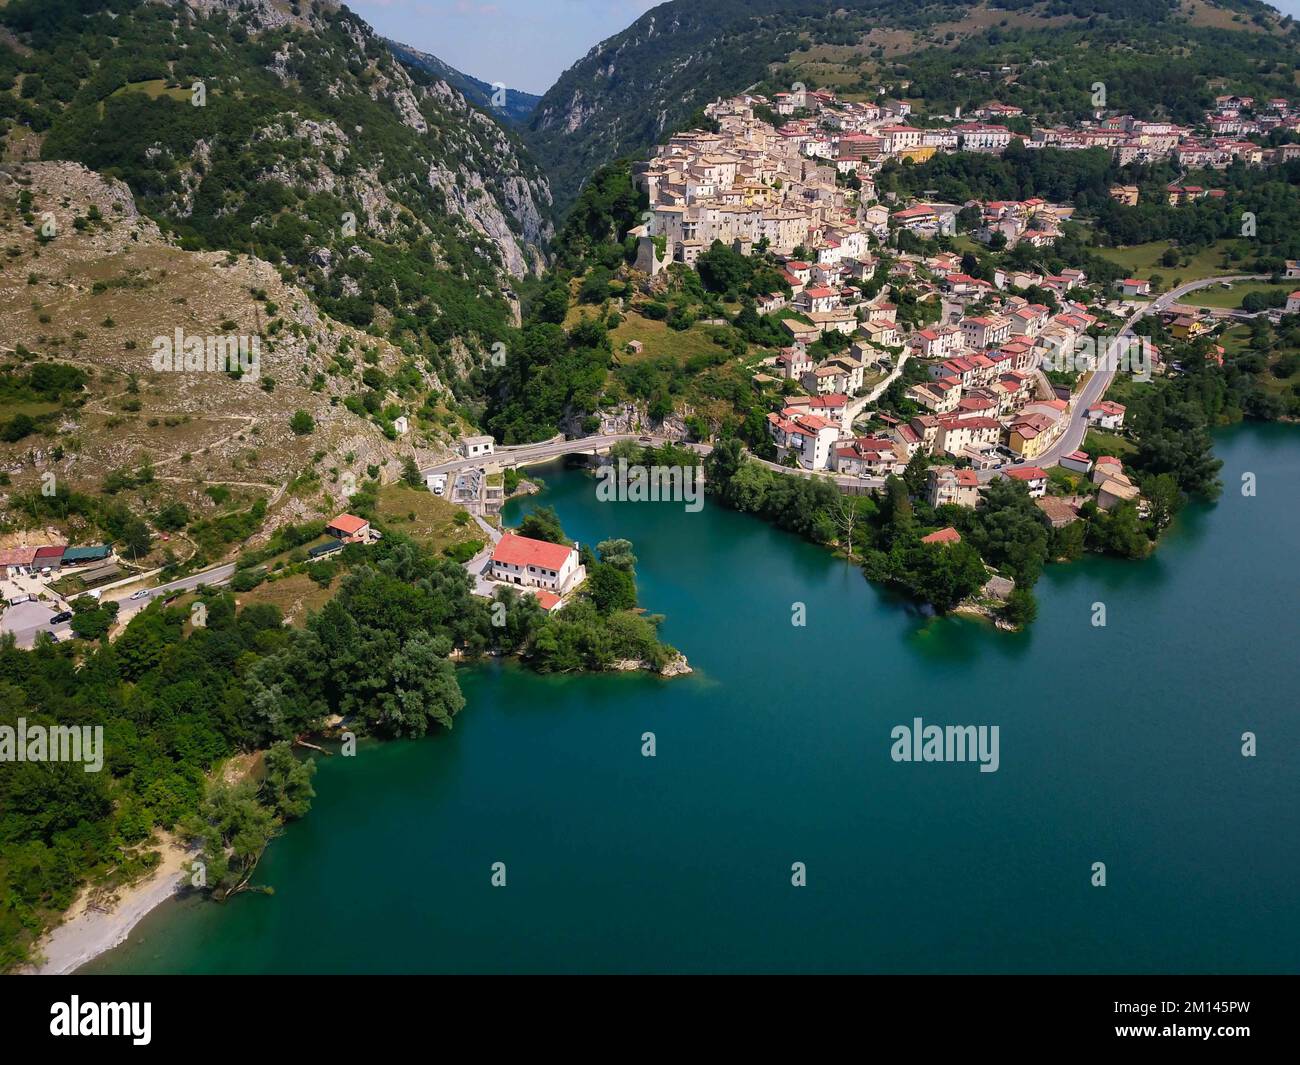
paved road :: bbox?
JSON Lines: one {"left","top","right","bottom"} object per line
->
{"left": 4, "top": 563, "right": 237, "bottom": 649}
{"left": 421, "top": 434, "right": 658, "bottom": 478}
{"left": 1032, "top": 274, "right": 1266, "bottom": 470}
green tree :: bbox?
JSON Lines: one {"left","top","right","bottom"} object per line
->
{"left": 261, "top": 743, "right": 317, "bottom": 820}
{"left": 371, "top": 632, "right": 465, "bottom": 737}
{"left": 516, "top": 505, "right": 568, "bottom": 545}
{"left": 401, "top": 456, "right": 423, "bottom": 488}
{"left": 967, "top": 479, "right": 1049, "bottom": 587}
{"left": 596, "top": 538, "right": 637, "bottom": 571}
{"left": 586, "top": 563, "right": 637, "bottom": 615}
{"left": 1003, "top": 587, "right": 1038, "bottom": 627}
{"left": 182, "top": 779, "right": 279, "bottom": 900}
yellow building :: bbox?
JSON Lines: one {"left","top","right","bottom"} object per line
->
{"left": 1169, "top": 314, "right": 1211, "bottom": 341}
{"left": 1008, "top": 413, "right": 1058, "bottom": 459}
{"left": 898, "top": 145, "right": 937, "bottom": 165}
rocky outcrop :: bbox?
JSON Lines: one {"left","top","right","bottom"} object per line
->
{"left": 611, "top": 654, "right": 693, "bottom": 677}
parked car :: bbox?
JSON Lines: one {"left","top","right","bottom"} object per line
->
{"left": 50, "top": 611, "right": 73, "bottom": 624}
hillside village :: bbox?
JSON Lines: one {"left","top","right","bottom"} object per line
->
{"left": 624, "top": 84, "right": 1300, "bottom": 524}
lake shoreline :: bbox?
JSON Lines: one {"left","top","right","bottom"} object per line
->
{"left": 20, "top": 834, "right": 195, "bottom": 976}
{"left": 77, "top": 426, "right": 1300, "bottom": 974}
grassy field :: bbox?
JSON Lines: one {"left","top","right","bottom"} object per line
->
{"left": 1218, "top": 324, "right": 1255, "bottom": 355}
{"left": 1095, "top": 241, "right": 1236, "bottom": 283}
{"left": 564, "top": 299, "right": 739, "bottom": 366}
{"left": 373, "top": 483, "right": 483, "bottom": 555}
{"left": 1182, "top": 280, "right": 1291, "bottom": 309}
{"left": 97, "top": 80, "right": 196, "bottom": 118}
{"left": 110, "top": 80, "right": 193, "bottom": 103}
{"left": 1219, "top": 324, "right": 1300, "bottom": 397}
{"left": 613, "top": 314, "right": 728, "bottom": 364}
{"left": 234, "top": 572, "right": 336, "bottom": 626}
{"left": 1083, "top": 428, "right": 1136, "bottom": 458}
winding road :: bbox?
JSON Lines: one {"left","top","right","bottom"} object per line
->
{"left": 4, "top": 564, "right": 237, "bottom": 649}
{"left": 1032, "top": 274, "right": 1264, "bottom": 468}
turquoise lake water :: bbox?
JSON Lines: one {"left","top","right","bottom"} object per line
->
{"left": 87, "top": 423, "right": 1300, "bottom": 973}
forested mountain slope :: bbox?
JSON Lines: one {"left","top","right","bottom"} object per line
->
{"left": 525, "top": 0, "right": 1298, "bottom": 211}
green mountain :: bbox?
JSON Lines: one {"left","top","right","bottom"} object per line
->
{"left": 386, "top": 39, "right": 541, "bottom": 126}
{"left": 1, "top": 0, "right": 554, "bottom": 357}
{"left": 525, "top": 0, "right": 1298, "bottom": 212}
{"left": 0, "top": 0, "right": 569, "bottom": 542}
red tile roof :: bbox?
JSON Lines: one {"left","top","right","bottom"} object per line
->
{"left": 921, "top": 527, "right": 962, "bottom": 545}
{"left": 532, "top": 590, "right": 562, "bottom": 611}
{"left": 492, "top": 533, "right": 574, "bottom": 572}
{"left": 328, "top": 513, "right": 370, "bottom": 536}
{"left": 1005, "top": 466, "right": 1048, "bottom": 481}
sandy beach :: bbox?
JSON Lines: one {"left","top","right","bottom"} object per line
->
{"left": 20, "top": 835, "right": 196, "bottom": 975}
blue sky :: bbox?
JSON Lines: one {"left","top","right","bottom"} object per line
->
{"left": 347, "top": 0, "right": 662, "bottom": 95}
{"left": 347, "top": 0, "right": 1300, "bottom": 97}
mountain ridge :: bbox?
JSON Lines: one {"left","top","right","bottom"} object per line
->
{"left": 523, "top": 0, "right": 1298, "bottom": 212}
{"left": 385, "top": 38, "right": 541, "bottom": 126}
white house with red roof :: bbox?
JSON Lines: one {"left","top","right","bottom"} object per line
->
{"left": 954, "top": 122, "right": 1013, "bottom": 152}
{"left": 1000, "top": 466, "right": 1049, "bottom": 498}
{"left": 784, "top": 392, "right": 852, "bottom": 428}
{"left": 890, "top": 421, "right": 923, "bottom": 458}
{"left": 0, "top": 546, "right": 40, "bottom": 578}
{"left": 880, "top": 125, "right": 925, "bottom": 153}
{"left": 1060, "top": 450, "right": 1093, "bottom": 475}
{"left": 944, "top": 272, "right": 987, "bottom": 296}
{"left": 908, "top": 378, "right": 962, "bottom": 414}
{"left": 935, "top": 415, "right": 1003, "bottom": 457}
{"left": 766, "top": 409, "right": 841, "bottom": 470}
{"left": 1008, "top": 304, "right": 1051, "bottom": 338}
{"left": 914, "top": 325, "right": 964, "bottom": 360}
{"left": 961, "top": 315, "right": 1012, "bottom": 350}
{"left": 490, "top": 533, "right": 585, "bottom": 594}
{"left": 799, "top": 285, "right": 840, "bottom": 313}
{"left": 932, "top": 353, "right": 997, "bottom": 389}
{"left": 835, "top": 436, "right": 905, "bottom": 478}
{"left": 784, "top": 261, "right": 813, "bottom": 286}
{"left": 776, "top": 345, "right": 814, "bottom": 381}
{"left": 1086, "top": 401, "right": 1126, "bottom": 430}
{"left": 892, "top": 204, "right": 937, "bottom": 231}
{"left": 1286, "top": 290, "right": 1300, "bottom": 314}
{"left": 926, "top": 466, "right": 981, "bottom": 508}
